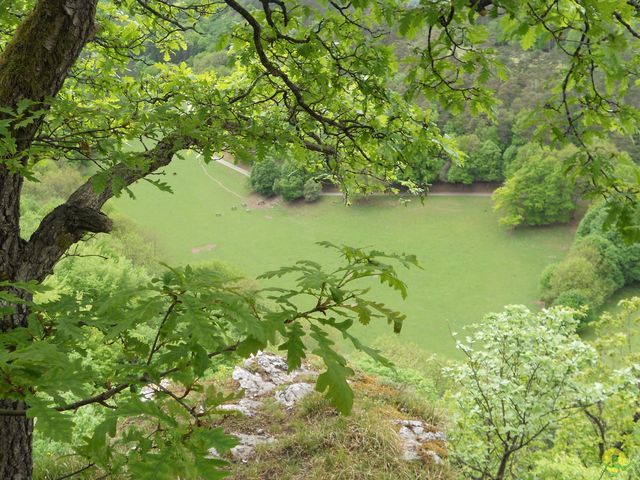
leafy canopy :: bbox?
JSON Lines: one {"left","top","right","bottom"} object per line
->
{"left": 1, "top": 243, "right": 418, "bottom": 477}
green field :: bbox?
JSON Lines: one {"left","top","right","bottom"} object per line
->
{"left": 112, "top": 153, "right": 577, "bottom": 357}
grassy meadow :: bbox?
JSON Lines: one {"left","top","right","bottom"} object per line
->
{"left": 112, "top": 153, "right": 577, "bottom": 357}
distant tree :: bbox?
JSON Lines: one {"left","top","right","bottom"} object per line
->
{"left": 540, "top": 199, "right": 640, "bottom": 317}
{"left": 540, "top": 256, "right": 608, "bottom": 306}
{"left": 447, "top": 135, "right": 503, "bottom": 184}
{"left": 249, "top": 158, "right": 280, "bottom": 197}
{"left": 576, "top": 200, "right": 640, "bottom": 283}
{"left": 303, "top": 178, "right": 322, "bottom": 202}
{"left": 274, "top": 160, "right": 306, "bottom": 201}
{"left": 492, "top": 144, "right": 577, "bottom": 227}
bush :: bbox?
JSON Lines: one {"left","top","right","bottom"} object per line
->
{"left": 492, "top": 144, "right": 577, "bottom": 227}
{"left": 447, "top": 306, "right": 598, "bottom": 480}
{"left": 539, "top": 256, "right": 607, "bottom": 308}
{"left": 572, "top": 235, "right": 625, "bottom": 291}
{"left": 540, "top": 200, "right": 640, "bottom": 322}
{"left": 576, "top": 200, "right": 640, "bottom": 283}
{"left": 249, "top": 158, "right": 280, "bottom": 197}
{"left": 539, "top": 236, "right": 626, "bottom": 318}
{"left": 552, "top": 289, "right": 593, "bottom": 325}
{"left": 303, "top": 178, "right": 322, "bottom": 202}
{"left": 274, "top": 160, "right": 306, "bottom": 201}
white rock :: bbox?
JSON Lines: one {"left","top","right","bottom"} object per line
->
{"left": 139, "top": 379, "right": 171, "bottom": 402}
{"left": 233, "top": 367, "right": 276, "bottom": 397}
{"left": 206, "top": 433, "right": 275, "bottom": 462}
{"left": 230, "top": 433, "right": 275, "bottom": 462}
{"left": 423, "top": 450, "right": 444, "bottom": 465}
{"left": 218, "top": 398, "right": 263, "bottom": 417}
{"left": 394, "top": 419, "right": 447, "bottom": 463}
{"left": 275, "top": 383, "right": 315, "bottom": 407}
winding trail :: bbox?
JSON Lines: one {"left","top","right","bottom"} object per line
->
{"left": 198, "top": 156, "right": 244, "bottom": 199}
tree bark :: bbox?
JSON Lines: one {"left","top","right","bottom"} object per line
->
{"left": 0, "top": 1, "right": 99, "bottom": 477}
{"left": 0, "top": 298, "right": 33, "bottom": 479}
{"left": 495, "top": 449, "right": 512, "bottom": 480}
{"left": 0, "top": 401, "right": 33, "bottom": 480}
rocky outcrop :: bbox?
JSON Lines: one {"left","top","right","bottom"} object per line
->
{"left": 214, "top": 352, "right": 316, "bottom": 460}
{"left": 215, "top": 352, "right": 448, "bottom": 466}
{"left": 219, "top": 352, "right": 315, "bottom": 417}
{"left": 395, "top": 420, "right": 448, "bottom": 464}
{"left": 208, "top": 432, "right": 276, "bottom": 463}
{"left": 275, "top": 382, "right": 315, "bottom": 408}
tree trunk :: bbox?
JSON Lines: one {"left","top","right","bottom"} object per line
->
{"left": 0, "top": 1, "right": 98, "bottom": 477}
{"left": 495, "top": 450, "right": 511, "bottom": 480}
{"left": 0, "top": 401, "right": 33, "bottom": 480}
{"left": 0, "top": 298, "right": 33, "bottom": 479}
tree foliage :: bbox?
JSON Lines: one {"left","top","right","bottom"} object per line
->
{"left": 1, "top": 243, "right": 417, "bottom": 478}
{"left": 448, "top": 304, "right": 640, "bottom": 480}
{"left": 303, "top": 178, "right": 322, "bottom": 203}
{"left": 273, "top": 159, "right": 307, "bottom": 202}
{"left": 541, "top": 200, "right": 640, "bottom": 318}
{"left": 492, "top": 143, "right": 578, "bottom": 227}
{"left": 2, "top": 0, "right": 640, "bottom": 476}
{"left": 249, "top": 157, "right": 280, "bottom": 197}
{"left": 447, "top": 135, "right": 504, "bottom": 184}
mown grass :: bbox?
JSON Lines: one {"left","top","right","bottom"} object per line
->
{"left": 112, "top": 152, "right": 577, "bottom": 357}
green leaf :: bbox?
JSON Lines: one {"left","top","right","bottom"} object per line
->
{"left": 315, "top": 362, "right": 354, "bottom": 415}
{"left": 520, "top": 26, "right": 538, "bottom": 50}
{"left": 26, "top": 397, "right": 74, "bottom": 442}
{"left": 279, "top": 323, "right": 306, "bottom": 371}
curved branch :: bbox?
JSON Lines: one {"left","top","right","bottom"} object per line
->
{"left": 16, "top": 133, "right": 195, "bottom": 281}
{"left": 0, "top": 0, "right": 99, "bottom": 279}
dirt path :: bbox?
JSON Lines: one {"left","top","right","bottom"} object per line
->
{"left": 198, "top": 156, "right": 244, "bottom": 199}
{"left": 216, "top": 157, "right": 250, "bottom": 177}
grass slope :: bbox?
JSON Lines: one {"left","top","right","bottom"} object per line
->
{"left": 112, "top": 153, "right": 576, "bottom": 357}
{"left": 223, "top": 374, "right": 451, "bottom": 480}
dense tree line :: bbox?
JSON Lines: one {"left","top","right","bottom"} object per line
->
{"left": 541, "top": 199, "right": 640, "bottom": 322}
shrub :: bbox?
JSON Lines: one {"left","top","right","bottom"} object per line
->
{"left": 540, "top": 200, "right": 640, "bottom": 322}
{"left": 447, "top": 306, "right": 598, "bottom": 480}
{"left": 552, "top": 289, "right": 593, "bottom": 325}
{"left": 539, "top": 236, "right": 625, "bottom": 318}
{"left": 249, "top": 157, "right": 280, "bottom": 197}
{"left": 572, "top": 235, "right": 625, "bottom": 291}
{"left": 303, "top": 178, "right": 322, "bottom": 202}
{"left": 540, "top": 256, "right": 605, "bottom": 307}
{"left": 576, "top": 200, "right": 640, "bottom": 283}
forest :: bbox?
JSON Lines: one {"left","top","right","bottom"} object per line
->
{"left": 1, "top": 1, "right": 640, "bottom": 479}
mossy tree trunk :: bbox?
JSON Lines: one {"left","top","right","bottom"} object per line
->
{"left": 0, "top": 1, "right": 98, "bottom": 477}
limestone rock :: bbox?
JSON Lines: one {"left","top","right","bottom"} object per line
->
{"left": 232, "top": 351, "right": 310, "bottom": 398}
{"left": 230, "top": 433, "right": 276, "bottom": 462}
{"left": 275, "top": 382, "right": 315, "bottom": 407}
{"left": 395, "top": 420, "right": 447, "bottom": 464}
{"left": 218, "top": 398, "right": 263, "bottom": 417}
{"left": 139, "top": 379, "right": 171, "bottom": 402}
{"left": 207, "top": 433, "right": 275, "bottom": 462}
